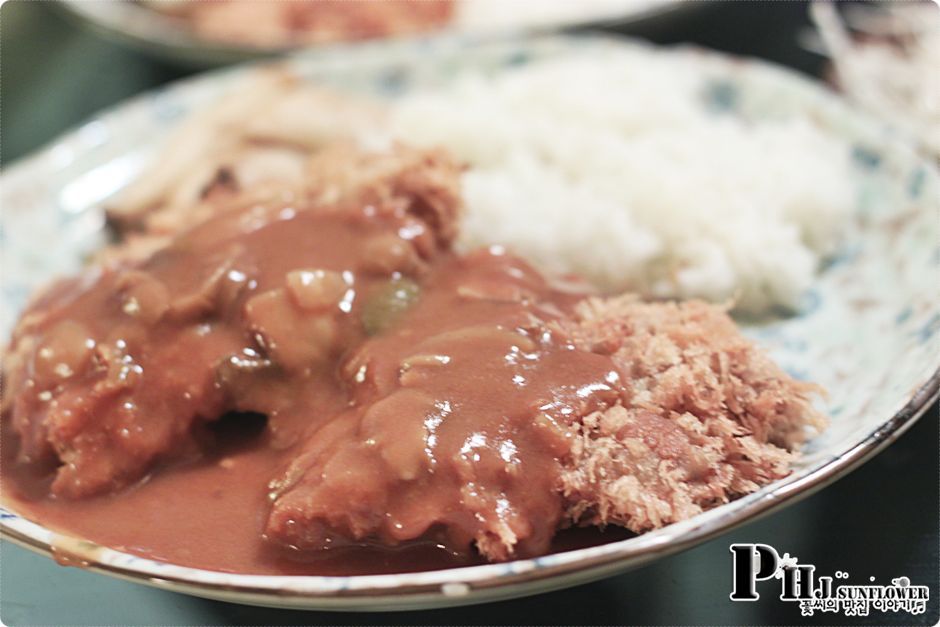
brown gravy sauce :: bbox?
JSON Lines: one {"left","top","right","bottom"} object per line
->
{"left": 3, "top": 428, "right": 630, "bottom": 575}
{"left": 1, "top": 197, "right": 633, "bottom": 575}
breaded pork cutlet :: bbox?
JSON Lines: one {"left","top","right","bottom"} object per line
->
{"left": 2, "top": 147, "right": 461, "bottom": 497}
{"left": 2, "top": 143, "right": 823, "bottom": 562}
{"left": 262, "top": 286, "right": 823, "bottom": 562}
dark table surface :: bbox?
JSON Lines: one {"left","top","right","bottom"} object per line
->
{"left": 1, "top": 1, "right": 937, "bottom": 625}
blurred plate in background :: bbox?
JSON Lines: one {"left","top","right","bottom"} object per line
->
{"left": 58, "top": 0, "right": 699, "bottom": 67}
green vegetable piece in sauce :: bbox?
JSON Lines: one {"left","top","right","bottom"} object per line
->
{"left": 362, "top": 278, "right": 421, "bottom": 336}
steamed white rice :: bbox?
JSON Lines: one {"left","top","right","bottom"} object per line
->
{"left": 390, "top": 48, "right": 857, "bottom": 313}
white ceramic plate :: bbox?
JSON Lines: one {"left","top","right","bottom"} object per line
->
{"left": 1, "top": 35, "right": 937, "bottom": 611}
{"left": 58, "top": 0, "right": 696, "bottom": 67}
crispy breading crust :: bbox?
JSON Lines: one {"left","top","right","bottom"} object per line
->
{"left": 557, "top": 297, "right": 825, "bottom": 534}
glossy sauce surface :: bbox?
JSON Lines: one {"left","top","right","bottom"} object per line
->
{"left": 1, "top": 196, "right": 630, "bottom": 573}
